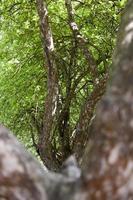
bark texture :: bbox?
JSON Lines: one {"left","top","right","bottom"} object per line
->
{"left": 0, "top": 125, "right": 47, "bottom": 199}
{"left": 81, "top": 1, "right": 133, "bottom": 198}
{"left": 35, "top": 0, "right": 110, "bottom": 166}
{"left": 36, "top": 0, "right": 59, "bottom": 169}
{"left": 0, "top": 125, "right": 82, "bottom": 200}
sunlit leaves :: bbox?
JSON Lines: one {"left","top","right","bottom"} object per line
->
{"left": 0, "top": 0, "right": 127, "bottom": 156}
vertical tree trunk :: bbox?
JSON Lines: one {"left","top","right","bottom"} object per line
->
{"left": 36, "top": 0, "right": 59, "bottom": 169}
{"left": 81, "top": 1, "right": 133, "bottom": 198}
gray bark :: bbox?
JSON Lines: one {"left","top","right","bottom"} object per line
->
{"left": 0, "top": 125, "right": 82, "bottom": 200}
{"left": 81, "top": 0, "right": 133, "bottom": 198}
{"left": 0, "top": 125, "right": 47, "bottom": 199}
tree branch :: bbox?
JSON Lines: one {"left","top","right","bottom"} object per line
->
{"left": 65, "top": 0, "right": 98, "bottom": 77}
{"left": 73, "top": 73, "right": 109, "bottom": 159}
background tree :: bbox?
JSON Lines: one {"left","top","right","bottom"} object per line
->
{"left": 0, "top": 0, "right": 127, "bottom": 168}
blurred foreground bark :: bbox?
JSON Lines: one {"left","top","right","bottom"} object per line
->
{"left": 0, "top": 0, "right": 133, "bottom": 199}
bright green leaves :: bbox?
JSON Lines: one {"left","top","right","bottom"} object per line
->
{"left": 0, "top": 0, "right": 127, "bottom": 157}
{"left": 0, "top": 0, "right": 45, "bottom": 151}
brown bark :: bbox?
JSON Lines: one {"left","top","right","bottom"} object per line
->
{"left": 73, "top": 73, "right": 108, "bottom": 160}
{"left": 65, "top": 0, "right": 98, "bottom": 77}
{"left": 36, "top": 0, "right": 59, "bottom": 169}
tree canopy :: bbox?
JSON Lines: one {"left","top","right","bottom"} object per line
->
{"left": 0, "top": 0, "right": 127, "bottom": 168}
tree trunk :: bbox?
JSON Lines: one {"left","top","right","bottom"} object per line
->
{"left": 36, "top": 0, "right": 59, "bottom": 169}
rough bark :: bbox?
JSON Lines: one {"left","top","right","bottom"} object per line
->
{"left": 0, "top": 125, "right": 47, "bottom": 199}
{"left": 36, "top": 0, "right": 59, "bottom": 169}
{"left": 0, "top": 0, "right": 133, "bottom": 199}
{"left": 0, "top": 125, "right": 82, "bottom": 200}
{"left": 81, "top": 1, "right": 133, "bottom": 198}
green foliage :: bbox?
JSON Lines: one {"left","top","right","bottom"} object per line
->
{"left": 0, "top": 0, "right": 45, "bottom": 151}
{"left": 0, "top": 0, "right": 127, "bottom": 155}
